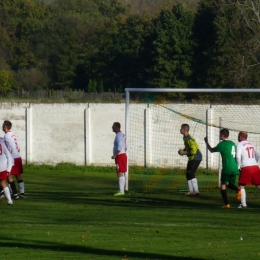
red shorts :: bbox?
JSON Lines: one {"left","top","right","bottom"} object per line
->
{"left": 0, "top": 170, "right": 8, "bottom": 181}
{"left": 115, "top": 153, "right": 127, "bottom": 173}
{"left": 10, "top": 157, "right": 23, "bottom": 175}
{"left": 239, "top": 165, "right": 260, "bottom": 185}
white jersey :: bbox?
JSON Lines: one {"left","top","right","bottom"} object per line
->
{"left": 113, "top": 131, "right": 127, "bottom": 155}
{"left": 236, "top": 140, "right": 260, "bottom": 168}
{"left": 4, "top": 131, "right": 21, "bottom": 159}
{"left": 0, "top": 139, "right": 13, "bottom": 172}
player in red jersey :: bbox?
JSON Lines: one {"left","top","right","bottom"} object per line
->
{"left": 111, "top": 122, "right": 127, "bottom": 196}
{"left": 3, "top": 120, "right": 25, "bottom": 199}
{"left": 236, "top": 131, "right": 260, "bottom": 208}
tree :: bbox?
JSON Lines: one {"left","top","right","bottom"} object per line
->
{"left": 146, "top": 4, "right": 195, "bottom": 91}
{"left": 88, "top": 79, "right": 97, "bottom": 92}
{"left": 236, "top": 0, "right": 260, "bottom": 67}
{"left": 0, "top": 70, "right": 16, "bottom": 94}
{"left": 193, "top": 0, "right": 260, "bottom": 89}
{"left": 0, "top": 0, "right": 51, "bottom": 69}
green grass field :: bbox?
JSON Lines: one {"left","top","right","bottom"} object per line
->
{"left": 1, "top": 164, "right": 260, "bottom": 260}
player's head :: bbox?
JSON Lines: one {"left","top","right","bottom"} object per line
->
{"left": 180, "top": 124, "right": 189, "bottom": 135}
{"left": 238, "top": 131, "right": 248, "bottom": 142}
{"left": 112, "top": 122, "right": 121, "bottom": 133}
{"left": 219, "top": 128, "right": 229, "bottom": 140}
{"left": 2, "top": 120, "right": 12, "bottom": 133}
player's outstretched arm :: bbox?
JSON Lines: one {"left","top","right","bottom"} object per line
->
{"left": 204, "top": 137, "right": 214, "bottom": 153}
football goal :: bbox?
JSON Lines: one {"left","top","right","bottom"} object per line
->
{"left": 125, "top": 88, "right": 260, "bottom": 193}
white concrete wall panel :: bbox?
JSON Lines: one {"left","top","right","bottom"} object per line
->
{"left": 0, "top": 103, "right": 30, "bottom": 160}
{"left": 88, "top": 103, "right": 125, "bottom": 165}
{"left": 0, "top": 102, "right": 259, "bottom": 170}
{"left": 30, "top": 103, "right": 87, "bottom": 165}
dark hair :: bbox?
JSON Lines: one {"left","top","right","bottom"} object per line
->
{"left": 3, "top": 120, "right": 12, "bottom": 130}
{"left": 181, "top": 124, "right": 189, "bottom": 131}
{"left": 220, "top": 128, "right": 229, "bottom": 138}
{"left": 113, "top": 122, "right": 121, "bottom": 129}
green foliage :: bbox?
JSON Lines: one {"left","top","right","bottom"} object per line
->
{"left": 88, "top": 79, "right": 97, "bottom": 92}
{"left": 98, "top": 79, "right": 104, "bottom": 93}
{"left": 1, "top": 0, "right": 260, "bottom": 92}
{"left": 146, "top": 3, "right": 194, "bottom": 95}
{"left": 193, "top": 0, "right": 260, "bottom": 90}
{"left": 0, "top": 69, "right": 16, "bottom": 94}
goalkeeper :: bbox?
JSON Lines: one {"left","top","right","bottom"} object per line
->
{"left": 178, "top": 124, "right": 202, "bottom": 196}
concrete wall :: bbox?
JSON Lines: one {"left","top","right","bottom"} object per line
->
{"left": 0, "top": 102, "right": 259, "bottom": 169}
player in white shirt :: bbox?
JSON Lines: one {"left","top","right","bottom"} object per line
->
{"left": 3, "top": 120, "right": 25, "bottom": 199}
{"left": 111, "top": 122, "right": 127, "bottom": 196}
{"left": 0, "top": 138, "right": 14, "bottom": 205}
{"left": 236, "top": 131, "right": 260, "bottom": 208}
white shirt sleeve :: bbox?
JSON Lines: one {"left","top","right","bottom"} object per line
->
{"left": 4, "top": 143, "right": 13, "bottom": 172}
{"left": 255, "top": 150, "right": 260, "bottom": 163}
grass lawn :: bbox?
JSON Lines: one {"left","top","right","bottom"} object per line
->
{"left": 1, "top": 164, "right": 260, "bottom": 260}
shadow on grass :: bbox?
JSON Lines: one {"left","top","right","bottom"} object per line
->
{"left": 29, "top": 190, "right": 260, "bottom": 212}
{"left": 0, "top": 236, "right": 206, "bottom": 260}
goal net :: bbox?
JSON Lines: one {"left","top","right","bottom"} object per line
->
{"left": 125, "top": 88, "right": 260, "bottom": 194}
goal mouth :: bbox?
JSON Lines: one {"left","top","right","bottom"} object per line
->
{"left": 125, "top": 88, "right": 260, "bottom": 193}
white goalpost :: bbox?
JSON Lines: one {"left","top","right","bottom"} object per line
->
{"left": 125, "top": 88, "right": 260, "bottom": 193}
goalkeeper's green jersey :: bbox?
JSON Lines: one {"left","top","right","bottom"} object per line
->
{"left": 213, "top": 140, "right": 239, "bottom": 175}
{"left": 183, "top": 134, "right": 202, "bottom": 161}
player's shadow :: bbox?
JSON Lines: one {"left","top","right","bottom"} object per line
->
{"left": 0, "top": 236, "right": 207, "bottom": 260}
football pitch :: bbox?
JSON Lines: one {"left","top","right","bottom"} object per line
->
{"left": 1, "top": 164, "right": 260, "bottom": 260}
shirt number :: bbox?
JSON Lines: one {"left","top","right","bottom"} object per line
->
{"left": 231, "top": 146, "right": 236, "bottom": 157}
{"left": 246, "top": 147, "right": 255, "bottom": 158}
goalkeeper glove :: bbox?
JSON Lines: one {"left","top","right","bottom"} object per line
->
{"left": 178, "top": 149, "right": 188, "bottom": 156}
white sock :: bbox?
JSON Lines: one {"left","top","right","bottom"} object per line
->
{"left": 241, "top": 188, "right": 247, "bottom": 206}
{"left": 19, "top": 181, "right": 25, "bottom": 194}
{"left": 187, "top": 180, "right": 193, "bottom": 192}
{"left": 119, "top": 176, "right": 125, "bottom": 194}
{"left": 4, "top": 187, "right": 12, "bottom": 204}
{"left": 191, "top": 178, "right": 199, "bottom": 193}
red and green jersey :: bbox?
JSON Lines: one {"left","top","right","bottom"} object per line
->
{"left": 213, "top": 140, "right": 239, "bottom": 175}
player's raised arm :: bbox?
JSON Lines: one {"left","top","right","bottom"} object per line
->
{"left": 204, "top": 137, "right": 214, "bottom": 153}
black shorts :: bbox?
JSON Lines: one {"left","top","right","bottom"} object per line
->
{"left": 186, "top": 160, "right": 201, "bottom": 180}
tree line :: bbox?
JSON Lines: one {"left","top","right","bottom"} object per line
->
{"left": 0, "top": 0, "right": 259, "bottom": 97}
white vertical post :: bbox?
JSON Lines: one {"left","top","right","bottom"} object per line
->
{"left": 26, "top": 107, "right": 32, "bottom": 164}
{"left": 125, "top": 90, "right": 130, "bottom": 191}
{"left": 85, "top": 105, "right": 91, "bottom": 165}
{"left": 218, "top": 117, "right": 222, "bottom": 187}
{"left": 144, "top": 104, "right": 152, "bottom": 167}
{"left": 206, "top": 108, "right": 213, "bottom": 169}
